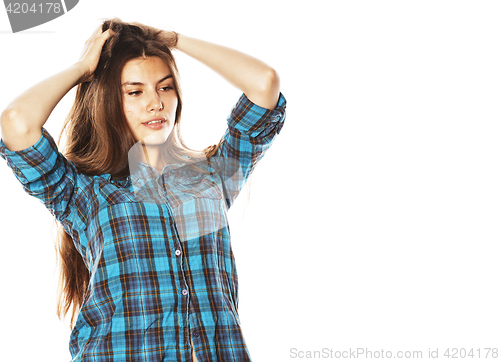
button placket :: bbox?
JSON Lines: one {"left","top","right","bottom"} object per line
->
{"left": 159, "top": 175, "right": 193, "bottom": 348}
{"left": 159, "top": 179, "right": 188, "bottom": 291}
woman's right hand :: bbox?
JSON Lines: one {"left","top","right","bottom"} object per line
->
{"left": 76, "top": 26, "right": 115, "bottom": 82}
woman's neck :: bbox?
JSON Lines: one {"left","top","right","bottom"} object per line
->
{"left": 139, "top": 142, "right": 167, "bottom": 174}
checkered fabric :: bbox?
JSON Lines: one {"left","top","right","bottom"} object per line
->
{"left": 0, "top": 93, "right": 286, "bottom": 361}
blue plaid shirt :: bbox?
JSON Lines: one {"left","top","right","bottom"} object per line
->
{"left": 0, "top": 93, "right": 286, "bottom": 361}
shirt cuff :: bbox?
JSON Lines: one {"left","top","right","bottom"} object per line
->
{"left": 227, "top": 92, "right": 286, "bottom": 139}
{"left": 0, "top": 127, "right": 60, "bottom": 184}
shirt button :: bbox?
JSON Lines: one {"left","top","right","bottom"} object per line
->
{"left": 193, "top": 332, "right": 200, "bottom": 338}
{"left": 175, "top": 249, "right": 181, "bottom": 256}
{"left": 182, "top": 289, "right": 188, "bottom": 296}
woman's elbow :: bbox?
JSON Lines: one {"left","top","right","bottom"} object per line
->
{"left": 265, "top": 67, "right": 280, "bottom": 98}
{"left": 1, "top": 107, "right": 28, "bottom": 134}
{"left": 248, "top": 68, "right": 281, "bottom": 110}
{"left": 0, "top": 107, "right": 41, "bottom": 151}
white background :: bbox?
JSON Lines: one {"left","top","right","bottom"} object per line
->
{"left": 1, "top": 1, "right": 500, "bottom": 361}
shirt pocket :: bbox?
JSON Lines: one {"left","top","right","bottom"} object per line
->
{"left": 172, "top": 174, "right": 223, "bottom": 200}
{"left": 166, "top": 173, "right": 224, "bottom": 213}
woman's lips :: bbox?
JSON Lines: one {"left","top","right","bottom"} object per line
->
{"left": 142, "top": 117, "right": 167, "bottom": 129}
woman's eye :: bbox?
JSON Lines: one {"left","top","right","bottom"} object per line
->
{"left": 128, "top": 91, "right": 142, "bottom": 96}
{"left": 160, "top": 86, "right": 173, "bottom": 91}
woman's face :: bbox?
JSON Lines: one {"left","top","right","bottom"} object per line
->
{"left": 121, "top": 56, "right": 178, "bottom": 145}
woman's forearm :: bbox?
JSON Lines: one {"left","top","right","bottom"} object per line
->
{"left": 1, "top": 27, "right": 114, "bottom": 152}
{"left": 175, "top": 33, "right": 280, "bottom": 110}
{"left": 0, "top": 63, "right": 87, "bottom": 151}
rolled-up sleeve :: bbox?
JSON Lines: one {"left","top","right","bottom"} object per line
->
{"left": 214, "top": 93, "right": 286, "bottom": 208}
{"left": 227, "top": 92, "right": 286, "bottom": 142}
{"left": 0, "top": 127, "right": 91, "bottom": 253}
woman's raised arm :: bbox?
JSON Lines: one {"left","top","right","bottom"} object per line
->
{"left": 173, "top": 33, "right": 280, "bottom": 110}
{"left": 0, "top": 27, "right": 114, "bottom": 152}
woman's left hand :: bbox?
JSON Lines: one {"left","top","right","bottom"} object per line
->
{"left": 161, "top": 31, "right": 179, "bottom": 49}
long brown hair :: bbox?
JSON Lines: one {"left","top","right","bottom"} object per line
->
{"left": 54, "top": 18, "right": 219, "bottom": 326}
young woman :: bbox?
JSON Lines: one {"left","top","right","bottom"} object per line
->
{"left": 0, "top": 19, "right": 286, "bottom": 361}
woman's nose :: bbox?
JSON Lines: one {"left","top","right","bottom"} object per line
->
{"left": 147, "top": 92, "right": 163, "bottom": 112}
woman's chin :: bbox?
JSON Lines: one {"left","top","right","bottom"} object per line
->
{"left": 138, "top": 130, "right": 172, "bottom": 146}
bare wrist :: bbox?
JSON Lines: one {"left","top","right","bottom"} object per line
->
{"left": 72, "top": 61, "right": 92, "bottom": 84}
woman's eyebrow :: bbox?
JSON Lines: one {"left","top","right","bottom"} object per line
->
{"left": 158, "top": 74, "right": 173, "bottom": 83}
{"left": 121, "top": 74, "right": 172, "bottom": 87}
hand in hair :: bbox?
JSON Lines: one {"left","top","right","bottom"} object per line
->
{"left": 159, "top": 30, "right": 179, "bottom": 49}
{"left": 77, "top": 25, "right": 115, "bottom": 83}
